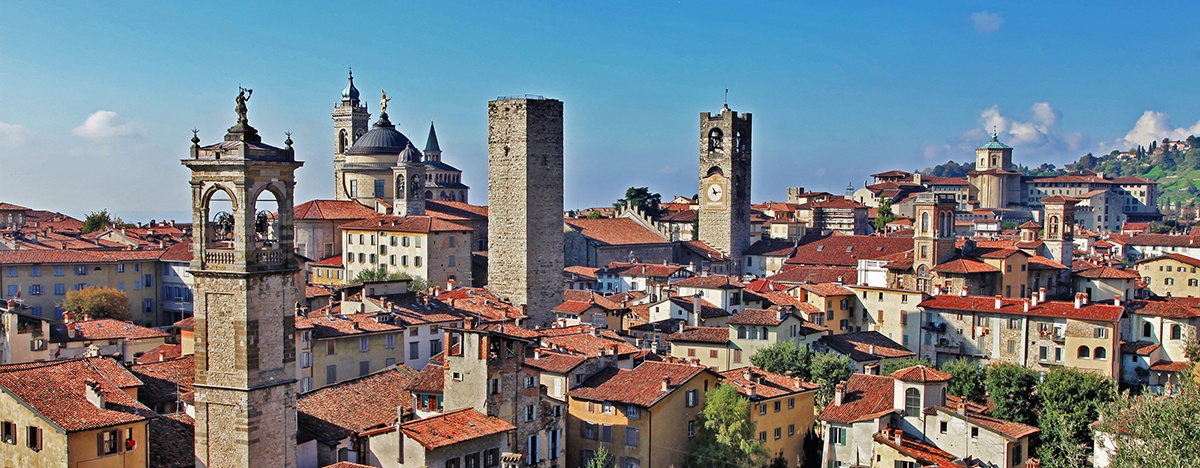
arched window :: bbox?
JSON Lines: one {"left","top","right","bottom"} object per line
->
{"left": 708, "top": 128, "right": 724, "bottom": 152}
{"left": 338, "top": 129, "right": 348, "bottom": 153}
{"left": 1094, "top": 347, "right": 1107, "bottom": 360}
{"left": 1077, "top": 346, "right": 1090, "bottom": 359}
{"left": 748, "top": 327, "right": 757, "bottom": 340}
{"left": 1171, "top": 324, "right": 1183, "bottom": 341}
{"left": 424, "top": 190, "right": 433, "bottom": 199}
{"left": 1143, "top": 322, "right": 1153, "bottom": 338}
{"left": 1049, "top": 217, "right": 1060, "bottom": 237}
{"left": 737, "top": 326, "right": 746, "bottom": 339}
{"left": 761, "top": 327, "right": 768, "bottom": 340}
{"left": 921, "top": 212, "right": 930, "bottom": 234}
{"left": 904, "top": 388, "right": 921, "bottom": 417}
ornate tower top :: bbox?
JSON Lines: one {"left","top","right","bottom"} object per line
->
{"left": 341, "top": 68, "right": 360, "bottom": 104}
{"left": 225, "top": 87, "right": 261, "bottom": 142}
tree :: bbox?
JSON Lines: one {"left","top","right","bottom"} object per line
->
{"left": 81, "top": 209, "right": 127, "bottom": 234}
{"left": 1001, "top": 221, "right": 1019, "bottom": 231}
{"left": 61, "top": 287, "right": 131, "bottom": 321}
{"left": 984, "top": 363, "right": 1039, "bottom": 426}
{"left": 1096, "top": 367, "right": 1200, "bottom": 465}
{"left": 810, "top": 352, "right": 854, "bottom": 409}
{"left": 613, "top": 187, "right": 664, "bottom": 218}
{"left": 873, "top": 197, "right": 897, "bottom": 230}
{"left": 586, "top": 445, "right": 612, "bottom": 468}
{"left": 352, "top": 267, "right": 405, "bottom": 283}
{"left": 881, "top": 357, "right": 935, "bottom": 375}
{"left": 1035, "top": 368, "right": 1116, "bottom": 467}
{"left": 684, "top": 384, "right": 768, "bottom": 468}
{"left": 750, "top": 340, "right": 812, "bottom": 380}
{"left": 940, "top": 358, "right": 986, "bottom": 403}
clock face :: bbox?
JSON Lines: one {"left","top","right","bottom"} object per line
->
{"left": 707, "top": 183, "right": 723, "bottom": 202}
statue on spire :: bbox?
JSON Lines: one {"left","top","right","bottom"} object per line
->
{"left": 235, "top": 87, "right": 253, "bottom": 124}
{"left": 380, "top": 90, "right": 391, "bottom": 114}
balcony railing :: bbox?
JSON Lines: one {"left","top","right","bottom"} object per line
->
{"left": 204, "top": 250, "right": 235, "bottom": 265}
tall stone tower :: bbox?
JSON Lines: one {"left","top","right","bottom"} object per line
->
{"left": 968, "top": 132, "right": 1021, "bottom": 209}
{"left": 332, "top": 69, "right": 370, "bottom": 200}
{"left": 183, "top": 89, "right": 301, "bottom": 468}
{"left": 487, "top": 97, "right": 564, "bottom": 326}
{"left": 1041, "top": 195, "right": 1077, "bottom": 266}
{"left": 392, "top": 142, "right": 426, "bottom": 217}
{"left": 698, "top": 104, "right": 752, "bottom": 274}
{"left": 912, "top": 193, "right": 958, "bottom": 293}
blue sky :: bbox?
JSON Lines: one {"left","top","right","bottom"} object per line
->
{"left": 3, "top": 2, "right": 1200, "bottom": 222}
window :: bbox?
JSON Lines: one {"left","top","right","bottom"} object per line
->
{"left": 28, "top": 284, "right": 42, "bottom": 296}
{"left": 759, "top": 404, "right": 767, "bottom": 416}
{"left": 1077, "top": 346, "right": 1091, "bottom": 359}
{"left": 626, "top": 405, "right": 639, "bottom": 419}
{"left": 326, "top": 365, "right": 337, "bottom": 384}
{"left": 939, "top": 421, "right": 948, "bottom": 434}
{"left": 4, "top": 267, "right": 15, "bottom": 277}
{"left": 1143, "top": 322, "right": 1153, "bottom": 338}
{"left": 601, "top": 424, "right": 613, "bottom": 442}
{"left": 98, "top": 429, "right": 119, "bottom": 455}
{"left": 582, "top": 421, "right": 597, "bottom": 440}
{"left": 687, "top": 348, "right": 696, "bottom": 357}
{"left": 1055, "top": 347, "right": 1063, "bottom": 362}
{"left": 386, "top": 334, "right": 395, "bottom": 349}
{"left": 710, "top": 349, "right": 719, "bottom": 358}
{"left": 759, "top": 431, "right": 766, "bottom": 442}
{"left": 29, "top": 266, "right": 40, "bottom": 277}
{"left": 300, "top": 352, "right": 312, "bottom": 368}
{"left": 415, "top": 256, "right": 422, "bottom": 267}
{"left": 788, "top": 397, "right": 795, "bottom": 409}
{"left": 1095, "top": 347, "right": 1108, "bottom": 360}
{"left": 788, "top": 424, "right": 796, "bottom": 436}
{"left": 1171, "top": 324, "right": 1183, "bottom": 341}
{"left": 1039, "top": 346, "right": 1048, "bottom": 361}
{"left": 686, "top": 389, "right": 698, "bottom": 407}
{"left": 774, "top": 401, "right": 781, "bottom": 413}
{"left": 904, "top": 388, "right": 921, "bottom": 416}
{"left": 601, "top": 402, "right": 613, "bottom": 414}
{"left": 525, "top": 375, "right": 538, "bottom": 388}
{"left": 360, "top": 337, "right": 369, "bottom": 352}
{"left": 327, "top": 341, "right": 336, "bottom": 355}
{"left": 829, "top": 426, "right": 846, "bottom": 446}
{"left": 5, "top": 285, "right": 15, "bottom": 297}
{"left": 525, "top": 405, "right": 535, "bottom": 422}
{"left": 488, "top": 379, "right": 500, "bottom": 395}
{"left": 1008, "top": 318, "right": 1020, "bottom": 329}
{"left": 55, "top": 284, "right": 65, "bottom": 295}
{"left": 1095, "top": 327, "right": 1109, "bottom": 339}
{"left": 970, "top": 427, "right": 979, "bottom": 438}
{"left": 625, "top": 427, "right": 639, "bottom": 446}
{"left": 1, "top": 421, "right": 14, "bottom": 444}
{"left": 1006, "top": 339, "right": 1015, "bottom": 354}
{"left": 430, "top": 339, "right": 442, "bottom": 356}
{"left": 688, "top": 420, "right": 696, "bottom": 438}
{"left": 485, "top": 448, "right": 499, "bottom": 467}
{"left": 1166, "top": 278, "right": 1175, "bottom": 286}
{"left": 54, "top": 266, "right": 64, "bottom": 277}
{"left": 445, "top": 459, "right": 461, "bottom": 468}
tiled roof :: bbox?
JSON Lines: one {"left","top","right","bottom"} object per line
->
{"left": 666, "top": 326, "right": 729, "bottom": 344}
{"left": 890, "top": 365, "right": 951, "bottom": 382}
{"left": 931, "top": 256, "right": 1000, "bottom": 274}
{"left": 436, "top": 288, "right": 525, "bottom": 322}
{"left": 1127, "top": 300, "right": 1200, "bottom": 319}
{"left": 160, "top": 241, "right": 193, "bottom": 262}
{"left": 666, "top": 296, "right": 729, "bottom": 320}
{"left": 755, "top": 291, "right": 818, "bottom": 311}
{"left": 552, "top": 300, "right": 597, "bottom": 314}
{"left": 149, "top": 413, "right": 195, "bottom": 468}
{"left": 174, "top": 316, "right": 194, "bottom": 330}
{"left": 785, "top": 235, "right": 913, "bottom": 267}
{"left": 800, "top": 283, "right": 854, "bottom": 297}
{"left": 1119, "top": 341, "right": 1160, "bottom": 356}
{"left": 728, "top": 308, "right": 791, "bottom": 326}
{"left": 720, "top": 366, "right": 819, "bottom": 399}
{"left": 873, "top": 428, "right": 959, "bottom": 468}
{"left": 744, "top": 278, "right": 789, "bottom": 293}
{"left": 680, "top": 239, "right": 730, "bottom": 261}
{"left": 339, "top": 215, "right": 474, "bottom": 233}
{"left": 1137, "top": 252, "right": 1200, "bottom": 268}
{"left": 821, "top": 331, "right": 915, "bottom": 362}
{"left": 129, "top": 355, "right": 195, "bottom": 409}
{"left": 745, "top": 239, "right": 798, "bottom": 257}
{"left": 562, "top": 290, "right": 622, "bottom": 310}
{"left": 568, "top": 361, "right": 711, "bottom": 407}
{"left": 1026, "top": 255, "right": 1068, "bottom": 270}
{"left": 818, "top": 373, "right": 895, "bottom": 424}
{"left": 406, "top": 362, "right": 445, "bottom": 394}
{"left": 1150, "top": 361, "right": 1194, "bottom": 372}
{"left": 55, "top": 319, "right": 170, "bottom": 341}
{"left": 1076, "top": 266, "right": 1139, "bottom": 279}
{"left": 540, "top": 326, "right": 640, "bottom": 357}
{"left": 0, "top": 358, "right": 155, "bottom": 432}
{"left": 563, "top": 218, "right": 670, "bottom": 245}
{"left": 0, "top": 202, "right": 31, "bottom": 211}
{"left": 400, "top": 408, "right": 515, "bottom": 450}
{"left": 424, "top": 200, "right": 488, "bottom": 221}
{"left": 135, "top": 343, "right": 182, "bottom": 364}
{"left": 299, "top": 367, "right": 418, "bottom": 435}
{"left": 674, "top": 275, "right": 743, "bottom": 289}
{"left": 598, "top": 261, "right": 686, "bottom": 278}
{"left": 293, "top": 199, "right": 378, "bottom": 220}
{"left": 919, "top": 295, "right": 1123, "bottom": 322}
{"left": 524, "top": 349, "right": 588, "bottom": 374}
{"left": 0, "top": 248, "right": 168, "bottom": 265}
{"left": 1119, "top": 234, "right": 1200, "bottom": 248}
{"left": 564, "top": 265, "right": 599, "bottom": 282}
{"left": 766, "top": 265, "right": 858, "bottom": 284}
{"left": 296, "top": 310, "right": 405, "bottom": 338}
{"left": 313, "top": 256, "right": 344, "bottom": 266}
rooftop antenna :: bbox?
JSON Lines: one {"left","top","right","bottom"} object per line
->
{"left": 724, "top": 87, "right": 729, "bottom": 106}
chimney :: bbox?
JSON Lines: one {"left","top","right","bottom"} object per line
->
{"left": 834, "top": 382, "right": 846, "bottom": 406}
{"left": 959, "top": 287, "right": 967, "bottom": 297}
{"left": 533, "top": 348, "right": 541, "bottom": 360}
{"left": 446, "top": 279, "right": 456, "bottom": 291}
{"left": 661, "top": 377, "right": 670, "bottom": 392}
{"left": 894, "top": 429, "right": 902, "bottom": 446}
{"left": 868, "top": 344, "right": 876, "bottom": 356}
{"left": 994, "top": 295, "right": 1002, "bottom": 310}
{"left": 776, "top": 307, "right": 786, "bottom": 321}
{"left": 1114, "top": 294, "right": 1122, "bottom": 307}
{"left": 1039, "top": 287, "right": 1046, "bottom": 302}
{"left": 747, "top": 383, "right": 757, "bottom": 398}
{"left": 957, "top": 400, "right": 967, "bottom": 416}
{"left": 85, "top": 380, "right": 105, "bottom": 409}
{"left": 1023, "top": 300, "right": 1029, "bottom": 312}
{"left": 743, "top": 368, "right": 753, "bottom": 382}
{"left": 701, "top": 267, "right": 710, "bottom": 277}
{"left": 692, "top": 294, "right": 702, "bottom": 327}
{"left": 1074, "top": 293, "right": 1083, "bottom": 309}
{"left": 463, "top": 317, "right": 475, "bottom": 330}
{"left": 591, "top": 326, "right": 600, "bottom": 337}
{"left": 352, "top": 321, "right": 360, "bottom": 331}
{"left": 1031, "top": 293, "right": 1038, "bottom": 307}
{"left": 1082, "top": 294, "right": 1089, "bottom": 305}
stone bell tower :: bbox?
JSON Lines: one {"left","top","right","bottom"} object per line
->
{"left": 333, "top": 69, "right": 370, "bottom": 201}
{"left": 392, "top": 141, "right": 426, "bottom": 217}
{"left": 183, "top": 88, "right": 301, "bottom": 468}
{"left": 698, "top": 104, "right": 752, "bottom": 274}
{"left": 912, "top": 193, "right": 958, "bottom": 293}
{"left": 1041, "top": 195, "right": 1077, "bottom": 267}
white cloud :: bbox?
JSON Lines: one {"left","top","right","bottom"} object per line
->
{"left": 71, "top": 111, "right": 145, "bottom": 139}
{"left": 1099, "top": 110, "right": 1200, "bottom": 151}
{"left": 970, "top": 11, "right": 1003, "bottom": 34}
{"left": 0, "top": 121, "right": 31, "bottom": 147}
{"left": 923, "top": 102, "right": 1087, "bottom": 164}
{"left": 657, "top": 165, "right": 678, "bottom": 175}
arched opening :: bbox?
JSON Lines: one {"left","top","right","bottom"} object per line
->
{"left": 338, "top": 129, "right": 348, "bottom": 153}
{"left": 1049, "top": 216, "right": 1060, "bottom": 237}
{"left": 1171, "top": 324, "right": 1183, "bottom": 341}
{"left": 440, "top": 191, "right": 448, "bottom": 200}
{"left": 904, "top": 388, "right": 921, "bottom": 416}
{"left": 1077, "top": 346, "right": 1090, "bottom": 359}
{"left": 708, "top": 128, "right": 724, "bottom": 153}
{"left": 424, "top": 190, "right": 433, "bottom": 200}
{"left": 1094, "top": 347, "right": 1107, "bottom": 360}
{"left": 921, "top": 212, "right": 930, "bottom": 234}
{"left": 735, "top": 130, "right": 748, "bottom": 153}
{"left": 395, "top": 175, "right": 406, "bottom": 199}
{"left": 252, "top": 186, "right": 281, "bottom": 247}
{"left": 1143, "top": 322, "right": 1153, "bottom": 338}
{"left": 705, "top": 166, "right": 724, "bottom": 178}
{"left": 737, "top": 326, "right": 746, "bottom": 339}
{"left": 760, "top": 327, "right": 768, "bottom": 339}
{"left": 203, "top": 185, "right": 237, "bottom": 250}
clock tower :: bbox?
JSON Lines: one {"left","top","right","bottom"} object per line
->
{"left": 698, "top": 104, "right": 752, "bottom": 274}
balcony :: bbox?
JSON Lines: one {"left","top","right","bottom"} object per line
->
{"left": 204, "top": 250, "right": 235, "bottom": 265}
{"left": 922, "top": 322, "right": 947, "bottom": 333}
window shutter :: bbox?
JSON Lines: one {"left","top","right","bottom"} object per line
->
{"left": 97, "top": 433, "right": 104, "bottom": 455}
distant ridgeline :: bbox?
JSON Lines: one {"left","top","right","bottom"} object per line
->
{"left": 921, "top": 135, "right": 1200, "bottom": 210}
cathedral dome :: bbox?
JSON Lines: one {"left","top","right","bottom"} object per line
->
{"left": 398, "top": 141, "right": 423, "bottom": 163}
{"left": 346, "top": 113, "right": 413, "bottom": 155}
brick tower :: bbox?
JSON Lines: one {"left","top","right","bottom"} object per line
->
{"left": 332, "top": 69, "right": 370, "bottom": 200}
{"left": 487, "top": 96, "right": 564, "bottom": 326}
{"left": 912, "top": 192, "right": 958, "bottom": 293}
{"left": 698, "top": 104, "right": 752, "bottom": 274}
{"left": 1041, "top": 195, "right": 1077, "bottom": 266}
{"left": 183, "top": 89, "right": 301, "bottom": 468}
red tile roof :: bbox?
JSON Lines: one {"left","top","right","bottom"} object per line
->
{"left": 728, "top": 308, "right": 792, "bottom": 326}
{"left": 564, "top": 265, "right": 599, "bottom": 282}
{"left": 1127, "top": 300, "right": 1200, "bottom": 319}
{"left": 174, "top": 316, "right": 194, "bottom": 330}
{"left": 767, "top": 265, "right": 858, "bottom": 284}
{"left": 1118, "top": 234, "right": 1200, "bottom": 248}
{"left": 1119, "top": 341, "right": 1160, "bottom": 356}
{"left": 1150, "top": 361, "right": 1194, "bottom": 372}
{"left": 785, "top": 235, "right": 913, "bottom": 267}
{"left": 552, "top": 300, "right": 596, "bottom": 314}
{"left": 931, "top": 257, "right": 1000, "bottom": 274}
{"left": 800, "top": 283, "right": 854, "bottom": 297}
{"left": 400, "top": 408, "right": 515, "bottom": 450}
{"left": 293, "top": 199, "right": 378, "bottom": 220}
{"left": 569, "top": 361, "right": 713, "bottom": 407}
{"left": 680, "top": 239, "right": 729, "bottom": 261}
{"left": 666, "top": 326, "right": 729, "bottom": 344}
{"left": 63, "top": 319, "right": 170, "bottom": 341}
{"left": 873, "top": 428, "right": 960, "bottom": 468}
{"left": 299, "top": 367, "right": 418, "bottom": 435}
{"left": 524, "top": 349, "right": 588, "bottom": 374}
{"left": 135, "top": 343, "right": 182, "bottom": 364}
{"left": 0, "top": 248, "right": 169, "bottom": 265}
{"left": 0, "top": 358, "right": 155, "bottom": 432}
{"left": 890, "top": 365, "right": 951, "bottom": 382}
{"left": 1137, "top": 252, "right": 1200, "bottom": 268}
{"left": 406, "top": 362, "right": 445, "bottom": 394}
{"left": 423, "top": 200, "right": 488, "bottom": 221}
{"left": 919, "top": 295, "right": 1123, "bottom": 322}
{"left": 313, "top": 256, "right": 344, "bottom": 266}
{"left": 563, "top": 218, "right": 670, "bottom": 245}
{"left": 821, "top": 332, "right": 915, "bottom": 362}
{"left": 674, "top": 275, "right": 744, "bottom": 289}
{"left": 598, "top": 261, "right": 687, "bottom": 278}
{"left": 339, "top": 215, "right": 473, "bottom": 233}
{"left": 719, "top": 366, "right": 819, "bottom": 399}
{"left": 1026, "top": 255, "right": 1068, "bottom": 270}
{"left": 818, "top": 373, "right": 895, "bottom": 423}
{"left": 297, "top": 309, "right": 407, "bottom": 337}
{"left": 129, "top": 355, "right": 195, "bottom": 408}
{"left": 1076, "top": 266, "right": 1139, "bottom": 280}
{"left": 160, "top": 241, "right": 193, "bottom": 262}
{"left": 539, "top": 326, "right": 640, "bottom": 357}
{"left": 745, "top": 239, "right": 799, "bottom": 257}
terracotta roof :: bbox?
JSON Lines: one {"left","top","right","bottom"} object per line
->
{"left": 755, "top": 291, "right": 818, "bottom": 311}
{"left": 871, "top": 170, "right": 912, "bottom": 178}
{"left": 745, "top": 239, "right": 799, "bottom": 257}
{"left": 598, "top": 261, "right": 686, "bottom": 278}
{"left": 0, "top": 248, "right": 168, "bottom": 265}
{"left": 976, "top": 247, "right": 1025, "bottom": 259}
{"left": 135, "top": 343, "right": 182, "bottom": 364}
{"left": 0, "top": 202, "right": 31, "bottom": 211}
{"left": 674, "top": 275, "right": 744, "bottom": 289}
{"left": 785, "top": 235, "right": 913, "bottom": 267}
{"left": 552, "top": 300, "right": 597, "bottom": 314}
{"left": 1150, "top": 361, "right": 1194, "bottom": 372}
{"left": 919, "top": 295, "right": 1123, "bottom": 322}
{"left": 160, "top": 241, "right": 193, "bottom": 262}
{"left": 174, "top": 316, "right": 194, "bottom": 330}
{"left": 563, "top": 218, "right": 670, "bottom": 245}
{"left": 293, "top": 199, "right": 378, "bottom": 220}
{"left": 524, "top": 349, "right": 588, "bottom": 374}
{"left": 818, "top": 373, "right": 895, "bottom": 423}
{"left": 0, "top": 358, "right": 155, "bottom": 432}
{"left": 436, "top": 288, "right": 525, "bottom": 322}
{"left": 339, "top": 215, "right": 473, "bottom": 233}
{"left": 767, "top": 265, "right": 858, "bottom": 284}
{"left": 800, "top": 282, "right": 854, "bottom": 297}
{"left": 931, "top": 256, "right": 1001, "bottom": 274}
{"left": 890, "top": 365, "right": 951, "bottom": 382}
{"left": 665, "top": 326, "right": 729, "bottom": 344}
{"left": 1127, "top": 300, "right": 1200, "bottom": 319}
{"left": 400, "top": 408, "right": 515, "bottom": 450}
{"left": 569, "top": 361, "right": 713, "bottom": 407}
{"left": 562, "top": 290, "right": 623, "bottom": 310}
{"left": 1119, "top": 234, "right": 1200, "bottom": 248}
{"left": 821, "top": 331, "right": 915, "bottom": 362}
{"left": 873, "top": 428, "right": 959, "bottom": 468}
{"left": 539, "top": 326, "right": 640, "bottom": 357}
{"left": 1076, "top": 266, "right": 1139, "bottom": 280}
{"left": 149, "top": 413, "right": 195, "bottom": 468}
{"left": 744, "top": 278, "right": 790, "bottom": 293}
{"left": 56, "top": 319, "right": 170, "bottom": 341}
{"left": 296, "top": 310, "right": 406, "bottom": 338}
{"left": 1120, "top": 341, "right": 1160, "bottom": 356}
{"left": 313, "top": 256, "right": 344, "bottom": 266}
{"left": 728, "top": 308, "right": 792, "bottom": 326}
{"left": 665, "top": 296, "right": 729, "bottom": 320}
{"left": 406, "top": 362, "right": 445, "bottom": 394}
{"left": 1137, "top": 252, "right": 1200, "bottom": 268}
{"left": 299, "top": 367, "right": 418, "bottom": 435}
{"left": 424, "top": 200, "right": 488, "bottom": 221}
{"left": 1026, "top": 255, "right": 1068, "bottom": 270}
{"left": 680, "top": 240, "right": 730, "bottom": 261}
{"left": 564, "top": 265, "right": 599, "bottom": 282}
{"left": 129, "top": 355, "right": 195, "bottom": 410}
{"left": 719, "top": 366, "right": 819, "bottom": 399}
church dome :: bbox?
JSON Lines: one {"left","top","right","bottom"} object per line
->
{"left": 346, "top": 113, "right": 412, "bottom": 155}
{"left": 398, "top": 141, "right": 423, "bottom": 163}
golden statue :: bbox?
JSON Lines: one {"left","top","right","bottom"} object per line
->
{"left": 381, "top": 90, "right": 391, "bottom": 114}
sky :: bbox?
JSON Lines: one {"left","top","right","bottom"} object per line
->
{"left": 3, "top": 2, "right": 1200, "bottom": 222}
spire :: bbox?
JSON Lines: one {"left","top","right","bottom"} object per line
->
{"left": 342, "top": 68, "right": 360, "bottom": 104}
{"left": 424, "top": 121, "right": 441, "bottom": 153}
